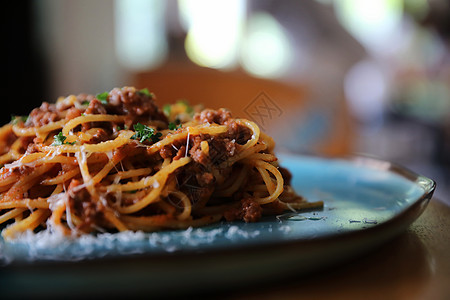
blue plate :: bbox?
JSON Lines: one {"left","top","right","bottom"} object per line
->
{"left": 0, "top": 154, "right": 435, "bottom": 297}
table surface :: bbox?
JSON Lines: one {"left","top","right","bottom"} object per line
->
{"left": 215, "top": 197, "right": 450, "bottom": 300}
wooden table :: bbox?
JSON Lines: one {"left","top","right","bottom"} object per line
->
{"left": 216, "top": 198, "right": 450, "bottom": 300}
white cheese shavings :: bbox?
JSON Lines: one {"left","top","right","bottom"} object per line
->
{"left": 278, "top": 225, "right": 292, "bottom": 234}
{"left": 225, "top": 226, "right": 260, "bottom": 239}
{"left": 46, "top": 192, "right": 67, "bottom": 211}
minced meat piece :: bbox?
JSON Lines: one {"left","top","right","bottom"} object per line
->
{"left": 194, "top": 108, "right": 232, "bottom": 125}
{"left": 224, "top": 198, "right": 262, "bottom": 223}
{"left": 85, "top": 99, "right": 107, "bottom": 115}
{"left": 196, "top": 172, "right": 214, "bottom": 186}
{"left": 65, "top": 107, "right": 82, "bottom": 120}
{"left": 67, "top": 179, "right": 103, "bottom": 232}
{"left": 160, "top": 146, "right": 174, "bottom": 159}
{"left": 26, "top": 102, "right": 60, "bottom": 127}
{"left": 87, "top": 128, "right": 109, "bottom": 144}
{"left": 107, "top": 86, "right": 167, "bottom": 122}
{"left": 173, "top": 146, "right": 187, "bottom": 161}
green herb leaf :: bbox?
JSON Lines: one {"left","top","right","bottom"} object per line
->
{"left": 96, "top": 92, "right": 109, "bottom": 105}
{"left": 11, "top": 115, "right": 28, "bottom": 125}
{"left": 162, "top": 104, "right": 171, "bottom": 116}
{"left": 52, "top": 132, "right": 75, "bottom": 146}
{"left": 131, "top": 123, "right": 161, "bottom": 143}
{"left": 168, "top": 122, "right": 176, "bottom": 130}
{"left": 82, "top": 100, "right": 90, "bottom": 106}
{"left": 168, "top": 122, "right": 182, "bottom": 130}
{"left": 138, "top": 88, "right": 153, "bottom": 98}
{"left": 151, "top": 132, "right": 162, "bottom": 143}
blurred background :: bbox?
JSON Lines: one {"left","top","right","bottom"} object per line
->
{"left": 4, "top": 0, "right": 450, "bottom": 202}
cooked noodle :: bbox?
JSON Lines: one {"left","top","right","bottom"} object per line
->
{"left": 0, "top": 87, "right": 322, "bottom": 239}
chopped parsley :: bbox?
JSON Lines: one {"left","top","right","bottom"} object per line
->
{"left": 168, "top": 120, "right": 182, "bottom": 130}
{"left": 82, "top": 100, "right": 90, "bottom": 106}
{"left": 11, "top": 115, "right": 28, "bottom": 125}
{"left": 96, "top": 92, "right": 109, "bottom": 105}
{"left": 138, "top": 88, "right": 154, "bottom": 98}
{"left": 52, "top": 132, "right": 75, "bottom": 146}
{"left": 162, "top": 104, "right": 171, "bottom": 116}
{"left": 131, "top": 123, "right": 162, "bottom": 143}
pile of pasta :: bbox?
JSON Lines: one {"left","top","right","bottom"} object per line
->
{"left": 0, "top": 87, "right": 322, "bottom": 239}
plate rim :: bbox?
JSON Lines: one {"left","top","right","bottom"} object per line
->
{"left": 1, "top": 153, "right": 436, "bottom": 267}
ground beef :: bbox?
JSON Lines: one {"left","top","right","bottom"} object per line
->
{"left": 194, "top": 108, "right": 232, "bottom": 125}
{"left": 107, "top": 87, "right": 167, "bottom": 122}
{"left": 67, "top": 179, "right": 103, "bottom": 232}
{"left": 87, "top": 128, "right": 109, "bottom": 144}
{"left": 209, "top": 138, "right": 236, "bottom": 165}
{"left": 224, "top": 198, "right": 262, "bottom": 222}
{"left": 224, "top": 139, "right": 236, "bottom": 156}
{"left": 189, "top": 136, "right": 209, "bottom": 165}
{"left": 165, "top": 110, "right": 250, "bottom": 199}
{"left": 65, "top": 107, "right": 82, "bottom": 120}
{"left": 226, "top": 120, "right": 251, "bottom": 145}
{"left": 186, "top": 133, "right": 237, "bottom": 166}
{"left": 262, "top": 200, "right": 286, "bottom": 215}
{"left": 194, "top": 109, "right": 251, "bottom": 145}
{"left": 85, "top": 99, "right": 107, "bottom": 115}
{"left": 196, "top": 172, "right": 214, "bottom": 186}
{"left": 160, "top": 146, "right": 174, "bottom": 159}
{"left": 26, "top": 141, "right": 40, "bottom": 154}
{"left": 173, "top": 146, "right": 186, "bottom": 161}
{"left": 113, "top": 142, "right": 141, "bottom": 163}
{"left": 26, "top": 102, "right": 60, "bottom": 127}
{"left": 76, "top": 93, "right": 95, "bottom": 104}
{"left": 187, "top": 186, "right": 214, "bottom": 207}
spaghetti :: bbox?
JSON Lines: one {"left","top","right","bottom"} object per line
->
{"left": 0, "top": 86, "right": 322, "bottom": 239}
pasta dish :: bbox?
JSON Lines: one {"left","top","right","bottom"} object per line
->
{"left": 0, "top": 87, "right": 322, "bottom": 239}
